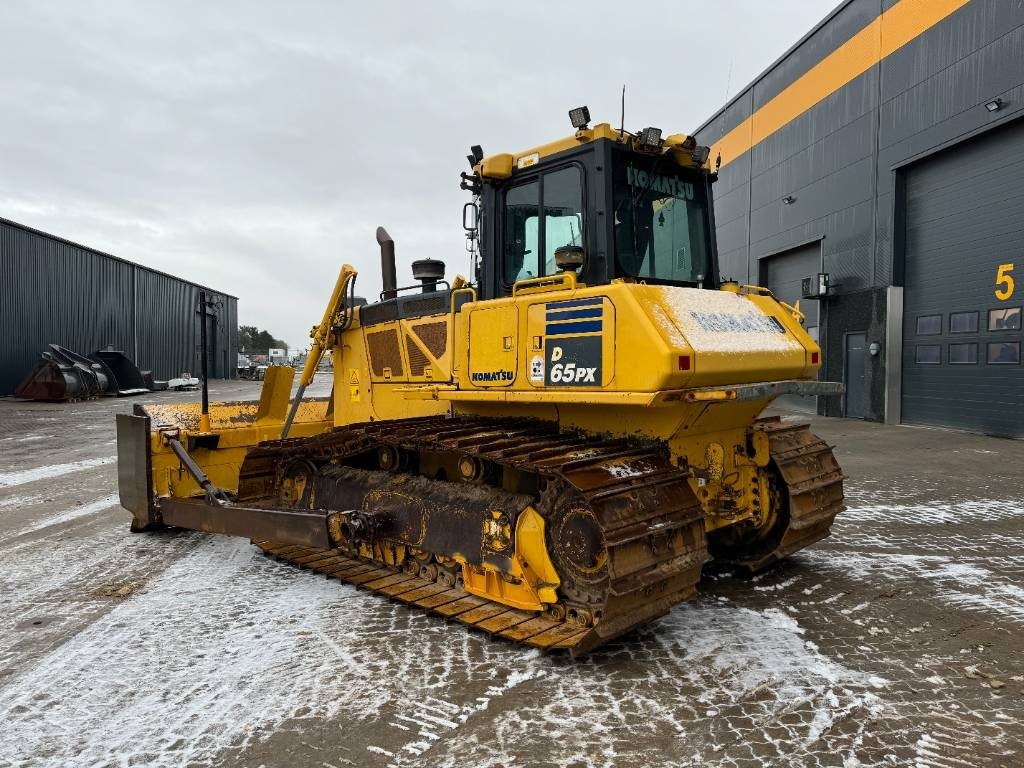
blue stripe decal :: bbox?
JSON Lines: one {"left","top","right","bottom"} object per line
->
{"left": 545, "top": 307, "right": 603, "bottom": 321}
{"left": 545, "top": 297, "right": 604, "bottom": 311}
{"left": 546, "top": 320, "right": 603, "bottom": 336}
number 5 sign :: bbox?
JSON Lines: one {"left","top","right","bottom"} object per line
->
{"left": 995, "top": 263, "right": 1015, "bottom": 301}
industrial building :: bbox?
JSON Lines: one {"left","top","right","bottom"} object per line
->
{"left": 694, "top": 0, "right": 1024, "bottom": 437}
{"left": 0, "top": 216, "right": 237, "bottom": 396}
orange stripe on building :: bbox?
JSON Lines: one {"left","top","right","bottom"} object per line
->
{"left": 709, "top": 0, "right": 971, "bottom": 169}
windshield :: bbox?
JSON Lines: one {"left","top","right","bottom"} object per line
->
{"left": 612, "top": 158, "right": 711, "bottom": 284}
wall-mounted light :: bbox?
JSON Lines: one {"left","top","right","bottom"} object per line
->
{"left": 782, "top": 195, "right": 796, "bottom": 205}
{"left": 985, "top": 98, "right": 1004, "bottom": 113}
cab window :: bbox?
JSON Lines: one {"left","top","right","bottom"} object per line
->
{"left": 612, "top": 158, "right": 711, "bottom": 285}
{"left": 503, "top": 166, "right": 583, "bottom": 285}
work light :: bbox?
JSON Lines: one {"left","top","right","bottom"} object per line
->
{"left": 569, "top": 106, "right": 591, "bottom": 129}
{"left": 639, "top": 126, "right": 662, "bottom": 149}
{"left": 691, "top": 145, "right": 711, "bottom": 165}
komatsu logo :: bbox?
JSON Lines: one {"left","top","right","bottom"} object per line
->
{"left": 690, "top": 311, "right": 785, "bottom": 334}
{"left": 471, "top": 370, "right": 514, "bottom": 382}
{"left": 627, "top": 166, "right": 694, "bottom": 200}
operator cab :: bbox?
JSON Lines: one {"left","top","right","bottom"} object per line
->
{"left": 465, "top": 108, "right": 720, "bottom": 301}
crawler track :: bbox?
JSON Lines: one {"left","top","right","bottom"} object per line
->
{"left": 239, "top": 415, "right": 843, "bottom": 654}
{"left": 708, "top": 416, "right": 846, "bottom": 571}
{"left": 240, "top": 416, "right": 708, "bottom": 656}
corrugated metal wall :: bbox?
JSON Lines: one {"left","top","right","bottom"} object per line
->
{"left": 694, "top": 0, "right": 1024, "bottom": 421}
{"left": 0, "top": 217, "right": 238, "bottom": 396}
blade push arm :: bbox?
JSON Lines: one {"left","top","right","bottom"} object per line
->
{"left": 282, "top": 263, "right": 358, "bottom": 438}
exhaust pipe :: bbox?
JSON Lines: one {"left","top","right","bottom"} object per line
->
{"left": 376, "top": 226, "right": 398, "bottom": 300}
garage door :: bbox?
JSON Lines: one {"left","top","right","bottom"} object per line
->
{"left": 759, "top": 242, "right": 821, "bottom": 413}
{"left": 902, "top": 121, "right": 1024, "bottom": 438}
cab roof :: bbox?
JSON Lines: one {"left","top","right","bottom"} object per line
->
{"left": 475, "top": 122, "right": 710, "bottom": 180}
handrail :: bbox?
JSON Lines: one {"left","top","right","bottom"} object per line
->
{"left": 379, "top": 280, "right": 451, "bottom": 301}
{"left": 738, "top": 283, "right": 805, "bottom": 324}
{"left": 451, "top": 286, "right": 477, "bottom": 313}
{"left": 512, "top": 271, "right": 577, "bottom": 296}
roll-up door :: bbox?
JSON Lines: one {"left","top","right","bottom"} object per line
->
{"left": 901, "top": 122, "right": 1024, "bottom": 438}
{"left": 759, "top": 242, "right": 822, "bottom": 413}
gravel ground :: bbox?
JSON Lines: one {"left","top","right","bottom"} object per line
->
{"left": 1, "top": 380, "right": 1022, "bottom": 768}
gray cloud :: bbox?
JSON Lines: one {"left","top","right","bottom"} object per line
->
{"left": 1, "top": 0, "right": 833, "bottom": 348}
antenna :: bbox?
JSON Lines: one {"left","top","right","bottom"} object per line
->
{"left": 619, "top": 84, "right": 626, "bottom": 140}
{"left": 724, "top": 57, "right": 734, "bottom": 101}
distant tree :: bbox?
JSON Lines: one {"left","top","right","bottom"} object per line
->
{"left": 237, "top": 325, "right": 288, "bottom": 354}
{"left": 237, "top": 325, "right": 259, "bottom": 351}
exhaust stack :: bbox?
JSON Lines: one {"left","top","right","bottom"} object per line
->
{"left": 376, "top": 226, "right": 398, "bottom": 300}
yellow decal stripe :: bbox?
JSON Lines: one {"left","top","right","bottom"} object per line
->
{"left": 710, "top": 0, "right": 971, "bottom": 169}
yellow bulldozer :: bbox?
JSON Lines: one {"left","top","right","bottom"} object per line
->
{"left": 117, "top": 108, "right": 844, "bottom": 655}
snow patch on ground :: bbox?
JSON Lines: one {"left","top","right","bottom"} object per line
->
{"left": 382, "top": 605, "right": 888, "bottom": 768}
{"left": 0, "top": 526, "right": 890, "bottom": 768}
{"left": 0, "top": 493, "right": 44, "bottom": 511}
{"left": 0, "top": 494, "right": 119, "bottom": 541}
{"left": 0, "top": 456, "right": 117, "bottom": 488}
{"left": 804, "top": 550, "right": 1024, "bottom": 625}
{"left": 0, "top": 433, "right": 51, "bottom": 443}
{"left": 840, "top": 497, "right": 1024, "bottom": 524}
{"left": 0, "top": 536, "right": 390, "bottom": 767}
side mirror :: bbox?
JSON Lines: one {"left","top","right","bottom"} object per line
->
{"left": 462, "top": 202, "right": 478, "bottom": 232}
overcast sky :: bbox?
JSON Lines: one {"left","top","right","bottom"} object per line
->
{"left": 1, "top": 1, "right": 835, "bottom": 350}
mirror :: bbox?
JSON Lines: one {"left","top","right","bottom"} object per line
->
{"left": 462, "top": 202, "right": 479, "bottom": 232}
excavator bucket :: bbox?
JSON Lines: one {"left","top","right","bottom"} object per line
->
{"left": 92, "top": 346, "right": 151, "bottom": 396}
{"left": 15, "top": 344, "right": 110, "bottom": 401}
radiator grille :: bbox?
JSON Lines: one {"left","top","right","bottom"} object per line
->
{"left": 366, "top": 329, "right": 404, "bottom": 377}
{"left": 413, "top": 321, "right": 448, "bottom": 359}
{"left": 406, "top": 336, "right": 431, "bottom": 376}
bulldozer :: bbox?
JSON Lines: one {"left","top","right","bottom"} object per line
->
{"left": 117, "top": 108, "right": 844, "bottom": 656}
